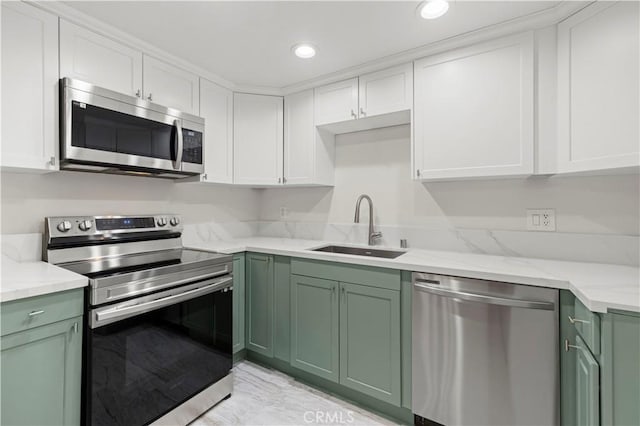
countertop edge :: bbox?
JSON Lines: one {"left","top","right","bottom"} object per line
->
{"left": 0, "top": 276, "right": 88, "bottom": 303}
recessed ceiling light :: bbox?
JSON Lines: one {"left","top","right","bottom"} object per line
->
{"left": 292, "top": 43, "right": 316, "bottom": 59}
{"left": 418, "top": 0, "right": 449, "bottom": 19}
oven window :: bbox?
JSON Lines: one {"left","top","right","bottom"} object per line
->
{"left": 86, "top": 289, "right": 232, "bottom": 426}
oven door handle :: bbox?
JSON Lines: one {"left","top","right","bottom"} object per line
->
{"left": 94, "top": 276, "right": 232, "bottom": 327}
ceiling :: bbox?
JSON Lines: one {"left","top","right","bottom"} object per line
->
{"left": 64, "top": 1, "right": 564, "bottom": 88}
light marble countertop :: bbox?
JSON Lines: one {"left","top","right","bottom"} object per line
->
{"left": 0, "top": 255, "right": 88, "bottom": 303}
{"left": 186, "top": 237, "right": 640, "bottom": 314}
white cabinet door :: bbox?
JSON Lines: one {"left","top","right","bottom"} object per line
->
{"left": 1, "top": 2, "right": 58, "bottom": 172}
{"left": 557, "top": 2, "right": 639, "bottom": 173}
{"left": 414, "top": 32, "right": 534, "bottom": 180}
{"left": 284, "top": 90, "right": 315, "bottom": 185}
{"left": 233, "top": 93, "right": 283, "bottom": 185}
{"left": 358, "top": 63, "right": 413, "bottom": 118}
{"left": 200, "top": 79, "right": 233, "bottom": 184}
{"left": 59, "top": 20, "right": 142, "bottom": 97}
{"left": 142, "top": 55, "right": 199, "bottom": 115}
{"left": 314, "top": 78, "right": 358, "bottom": 126}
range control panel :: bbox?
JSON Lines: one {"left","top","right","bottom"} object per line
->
{"left": 45, "top": 214, "right": 183, "bottom": 238}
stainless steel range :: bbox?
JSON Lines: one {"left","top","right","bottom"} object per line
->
{"left": 44, "top": 215, "right": 233, "bottom": 426}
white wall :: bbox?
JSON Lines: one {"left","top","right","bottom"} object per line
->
{"left": 0, "top": 171, "right": 259, "bottom": 234}
{"left": 260, "top": 125, "right": 640, "bottom": 236}
{"left": 2, "top": 125, "right": 638, "bottom": 238}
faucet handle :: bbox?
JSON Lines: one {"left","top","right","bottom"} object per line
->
{"left": 371, "top": 231, "right": 383, "bottom": 240}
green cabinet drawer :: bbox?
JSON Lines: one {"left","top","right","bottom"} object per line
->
{"left": 571, "top": 297, "right": 601, "bottom": 355}
{"left": 1, "top": 289, "right": 84, "bottom": 337}
{"left": 290, "top": 258, "right": 400, "bottom": 291}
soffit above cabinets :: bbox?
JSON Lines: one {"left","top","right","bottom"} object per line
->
{"left": 62, "top": 1, "right": 568, "bottom": 89}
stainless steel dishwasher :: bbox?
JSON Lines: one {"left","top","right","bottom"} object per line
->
{"left": 412, "top": 272, "right": 559, "bottom": 426}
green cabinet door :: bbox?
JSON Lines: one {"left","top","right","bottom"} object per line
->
{"left": 339, "top": 282, "right": 401, "bottom": 405}
{"left": 575, "top": 334, "right": 600, "bottom": 426}
{"left": 232, "top": 254, "right": 246, "bottom": 354}
{"left": 1, "top": 316, "right": 82, "bottom": 426}
{"left": 245, "top": 253, "right": 274, "bottom": 357}
{"left": 601, "top": 312, "right": 640, "bottom": 426}
{"left": 273, "top": 256, "right": 291, "bottom": 362}
{"left": 560, "top": 290, "right": 578, "bottom": 426}
{"left": 290, "top": 274, "right": 339, "bottom": 382}
{"left": 400, "top": 270, "right": 412, "bottom": 410}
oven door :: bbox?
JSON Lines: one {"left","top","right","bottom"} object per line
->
{"left": 85, "top": 276, "right": 232, "bottom": 426}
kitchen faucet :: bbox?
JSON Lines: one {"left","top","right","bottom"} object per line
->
{"left": 354, "top": 194, "right": 382, "bottom": 246}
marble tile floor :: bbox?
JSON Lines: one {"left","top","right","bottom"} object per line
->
{"left": 192, "top": 361, "right": 396, "bottom": 426}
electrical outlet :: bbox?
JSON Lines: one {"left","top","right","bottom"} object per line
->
{"left": 279, "top": 207, "right": 289, "bottom": 219}
{"left": 526, "top": 209, "right": 556, "bottom": 231}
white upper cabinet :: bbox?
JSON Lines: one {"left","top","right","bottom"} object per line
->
{"left": 285, "top": 90, "right": 335, "bottom": 186}
{"left": 60, "top": 20, "right": 142, "bottom": 97}
{"left": 557, "top": 1, "right": 639, "bottom": 173}
{"left": 142, "top": 55, "right": 200, "bottom": 115}
{"left": 314, "top": 78, "right": 359, "bottom": 126}
{"left": 1, "top": 2, "right": 58, "bottom": 172}
{"left": 358, "top": 63, "right": 413, "bottom": 118}
{"left": 233, "top": 93, "right": 284, "bottom": 185}
{"left": 413, "top": 33, "right": 535, "bottom": 180}
{"left": 199, "top": 79, "right": 234, "bottom": 184}
{"left": 60, "top": 22, "right": 198, "bottom": 114}
{"left": 313, "top": 66, "right": 412, "bottom": 133}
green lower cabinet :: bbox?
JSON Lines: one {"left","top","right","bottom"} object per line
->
{"left": 245, "top": 253, "right": 274, "bottom": 357}
{"left": 561, "top": 291, "right": 601, "bottom": 426}
{"left": 232, "top": 253, "right": 246, "bottom": 354}
{"left": 575, "top": 335, "right": 600, "bottom": 426}
{"left": 273, "top": 256, "right": 291, "bottom": 362}
{"left": 290, "top": 274, "right": 340, "bottom": 382}
{"left": 561, "top": 290, "right": 640, "bottom": 426}
{"left": 339, "top": 282, "right": 401, "bottom": 405}
{"left": 1, "top": 316, "right": 83, "bottom": 426}
{"left": 400, "top": 271, "right": 412, "bottom": 410}
{"left": 601, "top": 312, "right": 640, "bottom": 426}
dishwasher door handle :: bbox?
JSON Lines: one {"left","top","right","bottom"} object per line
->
{"left": 413, "top": 281, "right": 555, "bottom": 310}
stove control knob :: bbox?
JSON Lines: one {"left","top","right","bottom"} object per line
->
{"left": 170, "top": 217, "right": 180, "bottom": 227}
{"left": 57, "top": 221, "right": 72, "bottom": 232}
{"left": 79, "top": 220, "right": 92, "bottom": 231}
{"left": 156, "top": 217, "right": 167, "bottom": 227}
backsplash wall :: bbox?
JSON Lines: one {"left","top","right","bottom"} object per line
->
{"left": 1, "top": 124, "right": 638, "bottom": 265}
{"left": 258, "top": 125, "right": 640, "bottom": 264}
{"left": 0, "top": 171, "right": 260, "bottom": 234}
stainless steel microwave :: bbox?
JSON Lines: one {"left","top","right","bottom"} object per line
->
{"left": 60, "top": 78, "right": 204, "bottom": 179}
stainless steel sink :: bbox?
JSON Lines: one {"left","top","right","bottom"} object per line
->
{"left": 311, "top": 245, "right": 406, "bottom": 259}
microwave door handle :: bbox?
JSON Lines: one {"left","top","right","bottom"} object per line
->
{"left": 173, "top": 119, "right": 183, "bottom": 170}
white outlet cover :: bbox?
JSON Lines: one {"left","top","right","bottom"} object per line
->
{"left": 526, "top": 209, "right": 556, "bottom": 232}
